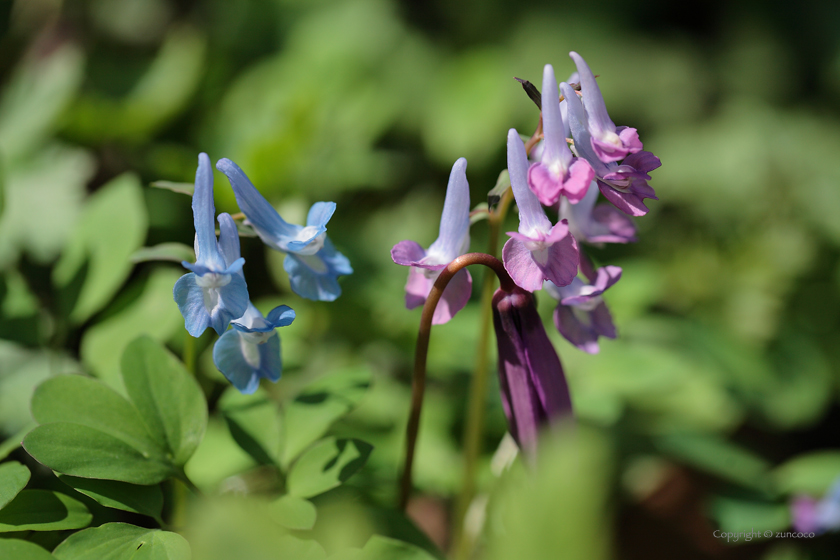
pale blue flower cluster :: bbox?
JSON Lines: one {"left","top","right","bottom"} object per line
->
{"left": 174, "top": 153, "right": 352, "bottom": 393}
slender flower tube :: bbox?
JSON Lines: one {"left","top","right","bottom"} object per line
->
{"left": 570, "top": 51, "right": 643, "bottom": 163}
{"left": 216, "top": 158, "right": 352, "bottom": 301}
{"left": 561, "top": 82, "right": 659, "bottom": 216}
{"left": 391, "top": 158, "right": 472, "bottom": 324}
{"left": 493, "top": 286, "right": 573, "bottom": 455}
{"left": 174, "top": 153, "right": 249, "bottom": 337}
{"left": 503, "top": 129, "right": 579, "bottom": 292}
{"left": 527, "top": 64, "right": 594, "bottom": 206}
{"left": 544, "top": 265, "right": 621, "bottom": 354}
{"left": 559, "top": 180, "right": 637, "bottom": 244}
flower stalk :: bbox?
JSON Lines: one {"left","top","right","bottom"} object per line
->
{"left": 398, "top": 252, "right": 515, "bottom": 511}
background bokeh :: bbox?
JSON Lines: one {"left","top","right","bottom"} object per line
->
{"left": 1, "top": 0, "right": 840, "bottom": 558}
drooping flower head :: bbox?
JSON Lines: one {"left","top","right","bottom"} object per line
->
{"left": 544, "top": 265, "right": 621, "bottom": 354}
{"left": 559, "top": 180, "right": 637, "bottom": 245}
{"left": 174, "top": 153, "right": 249, "bottom": 337}
{"left": 561, "top": 81, "right": 659, "bottom": 216}
{"left": 570, "top": 51, "right": 643, "bottom": 163}
{"left": 207, "top": 214, "right": 295, "bottom": 394}
{"left": 216, "top": 158, "right": 352, "bottom": 302}
{"left": 493, "top": 286, "right": 573, "bottom": 455}
{"left": 503, "top": 129, "right": 579, "bottom": 292}
{"left": 213, "top": 302, "right": 296, "bottom": 394}
{"left": 391, "top": 158, "right": 472, "bottom": 325}
{"left": 527, "top": 64, "right": 594, "bottom": 206}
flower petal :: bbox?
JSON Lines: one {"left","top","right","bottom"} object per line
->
{"left": 508, "top": 129, "right": 551, "bottom": 236}
{"left": 216, "top": 158, "right": 299, "bottom": 247}
{"left": 597, "top": 181, "right": 651, "bottom": 216}
{"left": 553, "top": 304, "right": 600, "bottom": 354}
{"left": 217, "top": 212, "right": 242, "bottom": 269}
{"left": 569, "top": 52, "right": 614, "bottom": 139}
{"left": 427, "top": 157, "right": 470, "bottom": 262}
{"left": 405, "top": 266, "right": 434, "bottom": 310}
{"left": 432, "top": 268, "right": 472, "bottom": 325}
{"left": 306, "top": 201, "right": 336, "bottom": 228}
{"left": 265, "top": 305, "right": 296, "bottom": 328}
{"left": 391, "top": 240, "right": 427, "bottom": 266}
{"left": 193, "top": 153, "right": 223, "bottom": 269}
{"left": 502, "top": 238, "right": 548, "bottom": 292}
{"left": 212, "top": 329, "right": 261, "bottom": 394}
{"left": 174, "top": 273, "right": 210, "bottom": 337}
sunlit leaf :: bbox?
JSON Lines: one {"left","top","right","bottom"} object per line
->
{"left": 81, "top": 268, "right": 183, "bottom": 392}
{"left": 0, "top": 461, "right": 30, "bottom": 510}
{"left": 269, "top": 495, "right": 317, "bottom": 530}
{"left": 150, "top": 180, "right": 194, "bottom": 196}
{"left": 130, "top": 242, "right": 195, "bottom": 264}
{"left": 52, "top": 523, "right": 190, "bottom": 560}
{"left": 773, "top": 451, "right": 840, "bottom": 496}
{"left": 219, "top": 387, "right": 282, "bottom": 466}
{"left": 52, "top": 172, "right": 148, "bottom": 323}
{"left": 282, "top": 366, "right": 371, "bottom": 466}
{"left": 121, "top": 336, "right": 207, "bottom": 466}
{"left": 287, "top": 437, "right": 373, "bottom": 498}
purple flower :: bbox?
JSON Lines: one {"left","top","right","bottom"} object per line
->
{"left": 560, "top": 82, "right": 659, "bottom": 217}
{"left": 503, "top": 129, "right": 579, "bottom": 292}
{"left": 174, "top": 153, "right": 249, "bottom": 337}
{"left": 544, "top": 265, "right": 621, "bottom": 354}
{"left": 570, "top": 52, "right": 643, "bottom": 163}
{"left": 527, "top": 64, "right": 594, "bottom": 206}
{"left": 559, "top": 179, "right": 637, "bottom": 244}
{"left": 391, "top": 158, "right": 472, "bottom": 325}
{"left": 493, "top": 286, "right": 573, "bottom": 455}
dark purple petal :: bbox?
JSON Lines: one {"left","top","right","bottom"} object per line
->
{"left": 590, "top": 301, "right": 617, "bottom": 339}
{"left": 540, "top": 228, "right": 579, "bottom": 287}
{"left": 493, "top": 287, "right": 573, "bottom": 454}
{"left": 622, "top": 149, "right": 661, "bottom": 174}
{"left": 598, "top": 181, "right": 651, "bottom": 217}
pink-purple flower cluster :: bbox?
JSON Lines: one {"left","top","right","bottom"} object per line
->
{"left": 390, "top": 52, "right": 660, "bottom": 452}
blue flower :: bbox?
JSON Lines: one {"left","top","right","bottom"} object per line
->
{"left": 174, "top": 153, "right": 249, "bottom": 336}
{"left": 213, "top": 302, "right": 296, "bottom": 394}
{"left": 216, "top": 158, "right": 352, "bottom": 301}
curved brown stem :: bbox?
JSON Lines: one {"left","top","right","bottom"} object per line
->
{"left": 398, "top": 253, "right": 514, "bottom": 511}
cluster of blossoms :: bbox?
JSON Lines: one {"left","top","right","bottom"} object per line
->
{"left": 173, "top": 154, "right": 352, "bottom": 393}
{"left": 392, "top": 52, "right": 660, "bottom": 452}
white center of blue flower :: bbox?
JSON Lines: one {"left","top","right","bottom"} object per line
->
{"left": 293, "top": 226, "right": 327, "bottom": 256}
{"left": 239, "top": 336, "right": 261, "bottom": 368}
{"left": 195, "top": 272, "right": 232, "bottom": 314}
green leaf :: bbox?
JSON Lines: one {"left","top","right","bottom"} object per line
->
{"left": 773, "top": 450, "right": 840, "bottom": 496}
{"left": 282, "top": 367, "right": 371, "bottom": 465}
{"left": 53, "top": 173, "right": 148, "bottom": 323}
{"left": 130, "top": 242, "right": 195, "bottom": 264}
{"left": 121, "top": 336, "right": 207, "bottom": 466}
{"left": 53, "top": 522, "right": 191, "bottom": 560}
{"left": 288, "top": 437, "right": 373, "bottom": 498}
{"left": 359, "top": 536, "right": 438, "bottom": 560}
{"left": 0, "top": 424, "right": 34, "bottom": 461}
{"left": 0, "top": 43, "right": 84, "bottom": 163}
{"left": 150, "top": 180, "right": 194, "bottom": 196}
{"left": 23, "top": 423, "right": 175, "bottom": 485}
{"left": 655, "top": 433, "right": 773, "bottom": 494}
{"left": 0, "top": 145, "right": 94, "bottom": 269}
{"left": 0, "top": 538, "right": 56, "bottom": 560}
{"left": 57, "top": 475, "right": 163, "bottom": 522}
{"left": 80, "top": 268, "right": 184, "bottom": 392}
{"left": 709, "top": 496, "right": 789, "bottom": 535}
{"left": 219, "top": 387, "right": 282, "bottom": 466}
{"left": 0, "top": 489, "right": 91, "bottom": 532}
{"left": 30, "top": 375, "right": 160, "bottom": 453}
{"left": 269, "top": 495, "right": 317, "bottom": 530}
{"left": 0, "top": 461, "right": 30, "bottom": 510}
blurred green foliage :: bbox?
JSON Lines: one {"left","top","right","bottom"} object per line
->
{"left": 1, "top": 0, "right": 840, "bottom": 558}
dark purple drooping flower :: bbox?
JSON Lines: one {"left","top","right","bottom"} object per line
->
{"left": 492, "top": 286, "right": 573, "bottom": 455}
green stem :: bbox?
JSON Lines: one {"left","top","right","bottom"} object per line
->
{"left": 451, "top": 188, "right": 513, "bottom": 558}
{"left": 398, "top": 253, "right": 514, "bottom": 512}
